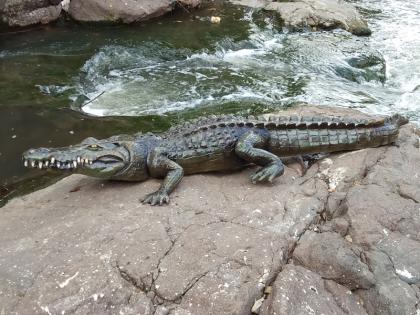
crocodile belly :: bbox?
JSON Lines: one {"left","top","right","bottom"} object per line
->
{"left": 176, "top": 150, "right": 247, "bottom": 175}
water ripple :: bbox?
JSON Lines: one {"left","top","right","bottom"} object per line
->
{"left": 62, "top": 0, "right": 420, "bottom": 123}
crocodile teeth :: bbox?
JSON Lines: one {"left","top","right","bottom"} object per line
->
{"left": 89, "top": 160, "right": 93, "bottom": 165}
{"left": 38, "top": 162, "right": 43, "bottom": 169}
{"left": 31, "top": 161, "right": 35, "bottom": 168}
{"left": 77, "top": 157, "right": 81, "bottom": 164}
{"left": 57, "top": 162, "right": 61, "bottom": 168}
{"left": 73, "top": 161, "right": 77, "bottom": 168}
{"left": 24, "top": 160, "right": 28, "bottom": 167}
{"left": 45, "top": 161, "right": 49, "bottom": 167}
{"left": 84, "top": 158, "right": 89, "bottom": 164}
{"left": 67, "top": 163, "right": 71, "bottom": 169}
{"left": 51, "top": 157, "right": 55, "bottom": 164}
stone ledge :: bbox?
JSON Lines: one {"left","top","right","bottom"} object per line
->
{"left": 1, "top": 107, "right": 419, "bottom": 314}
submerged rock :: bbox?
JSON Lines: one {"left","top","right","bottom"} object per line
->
{"left": 0, "top": 0, "right": 62, "bottom": 27}
{"left": 0, "top": 106, "right": 419, "bottom": 314}
{"left": 335, "top": 52, "right": 387, "bottom": 83}
{"left": 230, "top": 0, "right": 372, "bottom": 36}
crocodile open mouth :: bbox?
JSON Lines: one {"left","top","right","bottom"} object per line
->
{"left": 23, "top": 154, "right": 124, "bottom": 171}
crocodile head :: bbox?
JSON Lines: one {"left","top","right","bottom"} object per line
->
{"left": 22, "top": 135, "right": 154, "bottom": 181}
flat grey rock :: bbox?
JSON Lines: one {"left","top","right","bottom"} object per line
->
{"left": 1, "top": 106, "right": 419, "bottom": 314}
{"left": 68, "top": 0, "right": 201, "bottom": 23}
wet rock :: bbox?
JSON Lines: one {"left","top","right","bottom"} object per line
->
{"left": 335, "top": 52, "right": 387, "bottom": 83}
{"left": 68, "top": 0, "right": 201, "bottom": 23}
{"left": 230, "top": 0, "right": 371, "bottom": 36}
{"left": 0, "top": 0, "right": 62, "bottom": 27}
{"left": 0, "top": 106, "right": 419, "bottom": 314}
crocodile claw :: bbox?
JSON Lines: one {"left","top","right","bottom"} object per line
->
{"left": 250, "top": 163, "right": 284, "bottom": 184}
{"left": 141, "top": 191, "right": 170, "bottom": 206}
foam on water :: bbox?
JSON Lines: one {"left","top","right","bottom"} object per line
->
{"left": 66, "top": 0, "right": 419, "bottom": 122}
{"left": 373, "top": 0, "right": 420, "bottom": 114}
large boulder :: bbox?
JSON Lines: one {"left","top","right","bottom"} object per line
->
{"left": 0, "top": 0, "right": 62, "bottom": 27}
{"left": 0, "top": 106, "right": 419, "bottom": 314}
{"left": 230, "top": 0, "right": 371, "bottom": 36}
{"left": 68, "top": 0, "right": 201, "bottom": 23}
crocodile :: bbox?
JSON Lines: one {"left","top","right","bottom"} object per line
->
{"left": 22, "top": 113, "right": 408, "bottom": 205}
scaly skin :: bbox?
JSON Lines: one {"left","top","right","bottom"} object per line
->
{"left": 22, "top": 113, "right": 408, "bottom": 205}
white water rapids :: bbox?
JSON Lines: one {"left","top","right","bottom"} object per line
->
{"left": 56, "top": 0, "right": 420, "bottom": 122}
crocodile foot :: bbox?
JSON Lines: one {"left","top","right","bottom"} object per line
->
{"left": 250, "top": 163, "right": 284, "bottom": 184}
{"left": 141, "top": 191, "right": 170, "bottom": 206}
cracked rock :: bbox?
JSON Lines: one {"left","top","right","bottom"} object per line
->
{"left": 356, "top": 250, "right": 418, "bottom": 315}
{"left": 0, "top": 106, "right": 419, "bottom": 314}
{"left": 259, "top": 264, "right": 366, "bottom": 315}
{"left": 293, "top": 231, "right": 376, "bottom": 290}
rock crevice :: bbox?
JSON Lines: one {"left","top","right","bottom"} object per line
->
{"left": 0, "top": 106, "right": 419, "bottom": 314}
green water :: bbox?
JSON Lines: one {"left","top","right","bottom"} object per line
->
{"left": 1, "top": 0, "right": 419, "bottom": 204}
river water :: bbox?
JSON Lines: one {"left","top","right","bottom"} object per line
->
{"left": 0, "top": 0, "right": 419, "bottom": 202}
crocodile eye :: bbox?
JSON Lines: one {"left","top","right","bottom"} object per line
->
{"left": 88, "top": 144, "right": 101, "bottom": 151}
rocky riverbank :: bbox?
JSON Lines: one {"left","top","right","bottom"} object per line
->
{"left": 0, "top": 0, "right": 201, "bottom": 27}
{"left": 1, "top": 0, "right": 370, "bottom": 36}
{"left": 1, "top": 106, "right": 419, "bottom": 314}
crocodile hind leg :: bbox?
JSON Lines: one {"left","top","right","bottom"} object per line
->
{"left": 235, "top": 131, "right": 284, "bottom": 183}
{"left": 142, "top": 149, "right": 184, "bottom": 206}
{"left": 285, "top": 155, "right": 308, "bottom": 176}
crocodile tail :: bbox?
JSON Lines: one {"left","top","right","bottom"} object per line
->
{"left": 387, "top": 113, "right": 409, "bottom": 127}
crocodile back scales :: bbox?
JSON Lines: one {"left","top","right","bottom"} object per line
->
{"left": 160, "top": 114, "right": 399, "bottom": 158}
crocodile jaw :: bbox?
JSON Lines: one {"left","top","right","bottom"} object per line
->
{"left": 22, "top": 146, "right": 128, "bottom": 179}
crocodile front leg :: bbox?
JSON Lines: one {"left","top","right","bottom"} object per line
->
{"left": 235, "top": 131, "right": 284, "bottom": 183}
{"left": 142, "top": 149, "right": 184, "bottom": 206}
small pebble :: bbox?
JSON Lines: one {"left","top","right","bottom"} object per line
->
{"left": 210, "top": 16, "right": 221, "bottom": 24}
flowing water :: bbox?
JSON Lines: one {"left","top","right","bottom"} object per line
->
{"left": 0, "top": 0, "right": 419, "bottom": 203}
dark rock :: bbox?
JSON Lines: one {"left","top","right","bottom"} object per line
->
{"left": 0, "top": 0, "right": 61, "bottom": 27}
{"left": 335, "top": 52, "right": 387, "bottom": 84}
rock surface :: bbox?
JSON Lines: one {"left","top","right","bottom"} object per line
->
{"left": 0, "top": 0, "right": 62, "bottom": 27}
{"left": 1, "top": 106, "right": 419, "bottom": 314}
{"left": 230, "top": 0, "right": 371, "bottom": 35}
{"left": 68, "top": 0, "right": 201, "bottom": 23}
{"left": 0, "top": 0, "right": 202, "bottom": 27}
